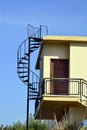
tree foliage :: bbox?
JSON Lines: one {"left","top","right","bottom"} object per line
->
{"left": 0, "top": 115, "right": 47, "bottom": 130}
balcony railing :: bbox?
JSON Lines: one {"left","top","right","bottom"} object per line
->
{"left": 41, "top": 78, "right": 87, "bottom": 97}
{"left": 35, "top": 78, "right": 87, "bottom": 113}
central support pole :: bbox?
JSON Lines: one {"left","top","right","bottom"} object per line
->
{"left": 26, "top": 37, "right": 31, "bottom": 130}
{"left": 26, "top": 86, "right": 29, "bottom": 130}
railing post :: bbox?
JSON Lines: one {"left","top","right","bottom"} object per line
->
{"left": 40, "top": 25, "right": 42, "bottom": 38}
{"left": 85, "top": 85, "right": 87, "bottom": 106}
{"left": 41, "top": 79, "right": 44, "bottom": 95}
{"left": 79, "top": 79, "right": 82, "bottom": 102}
{"left": 79, "top": 79, "right": 83, "bottom": 119}
{"left": 26, "top": 37, "right": 31, "bottom": 130}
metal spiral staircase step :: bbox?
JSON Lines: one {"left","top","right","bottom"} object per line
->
{"left": 18, "top": 66, "right": 28, "bottom": 69}
{"left": 18, "top": 61, "right": 28, "bottom": 64}
{"left": 30, "top": 46, "right": 40, "bottom": 49}
{"left": 29, "top": 91, "right": 38, "bottom": 94}
{"left": 30, "top": 50, "right": 34, "bottom": 53}
{"left": 29, "top": 97, "right": 41, "bottom": 100}
{"left": 28, "top": 83, "right": 36, "bottom": 90}
{"left": 20, "top": 57, "right": 29, "bottom": 60}
{"left": 20, "top": 75, "right": 28, "bottom": 78}
{"left": 30, "top": 43, "right": 41, "bottom": 46}
{"left": 25, "top": 53, "right": 29, "bottom": 56}
{"left": 23, "top": 79, "right": 28, "bottom": 82}
{"left": 29, "top": 87, "right": 37, "bottom": 91}
{"left": 30, "top": 37, "right": 42, "bottom": 42}
{"left": 17, "top": 71, "right": 28, "bottom": 73}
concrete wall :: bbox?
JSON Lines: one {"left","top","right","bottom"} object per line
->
{"left": 43, "top": 43, "right": 69, "bottom": 78}
{"left": 39, "top": 43, "right": 69, "bottom": 94}
{"left": 70, "top": 43, "right": 87, "bottom": 80}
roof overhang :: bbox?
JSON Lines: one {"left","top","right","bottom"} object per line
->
{"left": 43, "top": 36, "right": 87, "bottom": 43}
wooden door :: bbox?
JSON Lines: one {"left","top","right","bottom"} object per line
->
{"left": 50, "top": 59, "right": 69, "bottom": 95}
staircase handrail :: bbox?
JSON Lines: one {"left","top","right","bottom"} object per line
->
{"left": 29, "top": 69, "right": 41, "bottom": 80}
{"left": 17, "top": 38, "right": 28, "bottom": 52}
{"left": 27, "top": 24, "right": 40, "bottom": 37}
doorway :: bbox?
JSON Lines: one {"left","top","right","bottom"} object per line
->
{"left": 50, "top": 59, "right": 69, "bottom": 95}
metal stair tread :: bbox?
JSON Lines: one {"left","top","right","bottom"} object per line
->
{"left": 25, "top": 53, "right": 29, "bottom": 56}
{"left": 30, "top": 37, "right": 42, "bottom": 42}
{"left": 21, "top": 57, "right": 28, "bottom": 60}
{"left": 17, "top": 71, "right": 28, "bottom": 73}
{"left": 29, "top": 91, "right": 38, "bottom": 94}
{"left": 29, "top": 97, "right": 41, "bottom": 100}
{"left": 28, "top": 83, "right": 32, "bottom": 86}
{"left": 30, "top": 46, "right": 39, "bottom": 49}
{"left": 18, "top": 66, "right": 28, "bottom": 68}
{"left": 18, "top": 61, "right": 28, "bottom": 64}
{"left": 23, "top": 79, "right": 28, "bottom": 82}
{"left": 29, "top": 86, "right": 37, "bottom": 91}
{"left": 30, "top": 49, "right": 34, "bottom": 52}
{"left": 20, "top": 75, "right": 28, "bottom": 78}
{"left": 30, "top": 43, "right": 41, "bottom": 46}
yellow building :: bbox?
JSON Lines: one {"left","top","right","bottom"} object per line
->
{"left": 35, "top": 36, "right": 87, "bottom": 123}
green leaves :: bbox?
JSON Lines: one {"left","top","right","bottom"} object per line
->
{"left": 0, "top": 115, "right": 47, "bottom": 130}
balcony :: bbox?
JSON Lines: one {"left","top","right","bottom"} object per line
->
{"left": 35, "top": 78, "right": 87, "bottom": 119}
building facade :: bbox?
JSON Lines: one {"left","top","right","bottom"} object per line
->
{"left": 35, "top": 36, "right": 87, "bottom": 123}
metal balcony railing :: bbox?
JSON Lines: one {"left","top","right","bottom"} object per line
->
{"left": 41, "top": 78, "right": 87, "bottom": 97}
{"left": 35, "top": 78, "right": 87, "bottom": 113}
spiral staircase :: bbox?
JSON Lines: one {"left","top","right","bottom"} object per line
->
{"left": 17, "top": 24, "right": 48, "bottom": 130}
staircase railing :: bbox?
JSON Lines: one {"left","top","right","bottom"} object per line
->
{"left": 17, "top": 25, "right": 48, "bottom": 96}
{"left": 27, "top": 24, "right": 48, "bottom": 38}
{"left": 17, "top": 38, "right": 28, "bottom": 84}
{"left": 17, "top": 24, "right": 48, "bottom": 130}
{"left": 17, "top": 38, "right": 41, "bottom": 89}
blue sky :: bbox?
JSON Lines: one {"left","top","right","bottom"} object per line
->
{"left": 0, "top": 0, "right": 87, "bottom": 125}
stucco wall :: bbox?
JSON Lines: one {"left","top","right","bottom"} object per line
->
{"left": 70, "top": 43, "right": 87, "bottom": 80}
{"left": 43, "top": 43, "right": 69, "bottom": 78}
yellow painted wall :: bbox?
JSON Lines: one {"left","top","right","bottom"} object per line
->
{"left": 43, "top": 43, "right": 69, "bottom": 78}
{"left": 70, "top": 43, "right": 87, "bottom": 80}
{"left": 39, "top": 40, "right": 87, "bottom": 95}
{"left": 39, "top": 43, "right": 69, "bottom": 94}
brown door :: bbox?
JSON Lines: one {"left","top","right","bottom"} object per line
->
{"left": 50, "top": 59, "right": 69, "bottom": 95}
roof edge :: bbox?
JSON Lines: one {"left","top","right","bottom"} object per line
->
{"left": 43, "top": 36, "right": 87, "bottom": 42}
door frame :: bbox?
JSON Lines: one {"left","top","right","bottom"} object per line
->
{"left": 50, "top": 59, "right": 69, "bottom": 95}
